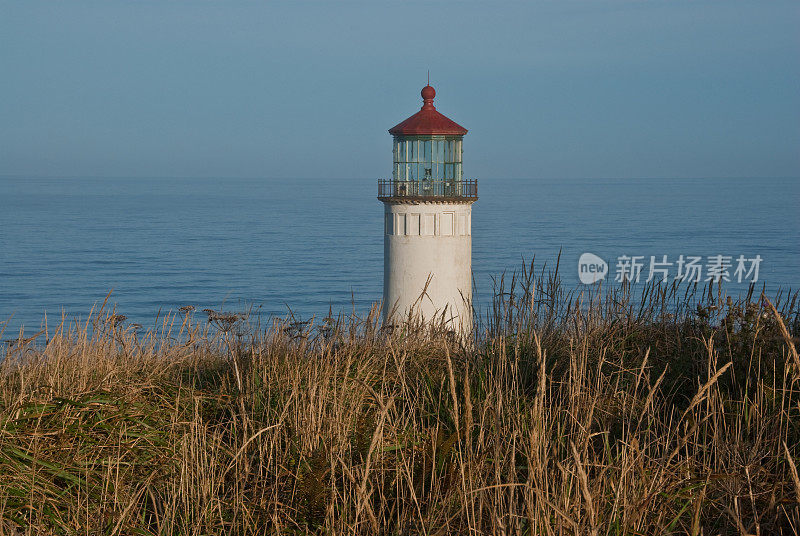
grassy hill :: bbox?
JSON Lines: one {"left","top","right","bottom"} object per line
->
{"left": 0, "top": 277, "right": 798, "bottom": 534}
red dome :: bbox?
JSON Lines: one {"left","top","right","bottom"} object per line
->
{"left": 389, "top": 85, "right": 467, "bottom": 137}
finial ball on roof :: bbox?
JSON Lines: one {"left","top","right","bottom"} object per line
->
{"left": 388, "top": 84, "right": 467, "bottom": 135}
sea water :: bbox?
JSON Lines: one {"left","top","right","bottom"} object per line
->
{"left": 1, "top": 177, "right": 798, "bottom": 335}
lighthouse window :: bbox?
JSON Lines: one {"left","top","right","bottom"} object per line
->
{"left": 458, "top": 214, "right": 467, "bottom": 236}
{"left": 392, "top": 136, "right": 464, "bottom": 181}
{"left": 441, "top": 212, "right": 454, "bottom": 236}
{"left": 407, "top": 213, "right": 420, "bottom": 235}
{"left": 422, "top": 214, "right": 434, "bottom": 235}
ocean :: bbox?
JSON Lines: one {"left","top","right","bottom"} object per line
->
{"left": 1, "top": 177, "right": 798, "bottom": 336}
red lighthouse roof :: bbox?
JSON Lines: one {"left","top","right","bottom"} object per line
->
{"left": 389, "top": 85, "right": 468, "bottom": 137}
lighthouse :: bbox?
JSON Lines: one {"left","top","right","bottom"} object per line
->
{"left": 379, "top": 84, "right": 477, "bottom": 333}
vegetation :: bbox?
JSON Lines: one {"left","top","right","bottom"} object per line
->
{"left": 0, "top": 271, "right": 798, "bottom": 535}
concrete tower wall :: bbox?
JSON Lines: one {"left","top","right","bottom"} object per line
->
{"left": 383, "top": 201, "right": 474, "bottom": 333}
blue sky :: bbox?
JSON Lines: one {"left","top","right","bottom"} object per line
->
{"left": 1, "top": 1, "right": 798, "bottom": 179}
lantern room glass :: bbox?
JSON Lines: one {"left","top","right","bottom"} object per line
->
{"left": 392, "top": 136, "right": 463, "bottom": 181}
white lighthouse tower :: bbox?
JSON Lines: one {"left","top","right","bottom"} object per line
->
{"left": 379, "top": 84, "right": 477, "bottom": 333}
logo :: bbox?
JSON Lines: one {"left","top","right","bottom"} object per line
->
{"left": 578, "top": 253, "right": 608, "bottom": 284}
{"left": 576, "top": 253, "right": 762, "bottom": 284}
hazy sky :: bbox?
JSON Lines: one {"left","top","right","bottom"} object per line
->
{"left": 1, "top": 1, "right": 798, "bottom": 180}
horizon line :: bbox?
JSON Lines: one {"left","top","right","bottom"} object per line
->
{"left": 2, "top": 174, "right": 799, "bottom": 181}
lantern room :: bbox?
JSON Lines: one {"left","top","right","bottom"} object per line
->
{"left": 379, "top": 84, "right": 476, "bottom": 200}
{"left": 392, "top": 137, "right": 462, "bottom": 181}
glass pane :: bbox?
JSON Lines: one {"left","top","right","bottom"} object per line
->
{"left": 455, "top": 139, "right": 462, "bottom": 162}
{"left": 436, "top": 140, "right": 444, "bottom": 163}
{"left": 424, "top": 140, "right": 431, "bottom": 164}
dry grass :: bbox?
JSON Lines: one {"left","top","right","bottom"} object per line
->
{"left": 0, "top": 273, "right": 798, "bottom": 535}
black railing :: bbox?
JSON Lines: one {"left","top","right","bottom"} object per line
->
{"left": 377, "top": 179, "right": 478, "bottom": 200}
